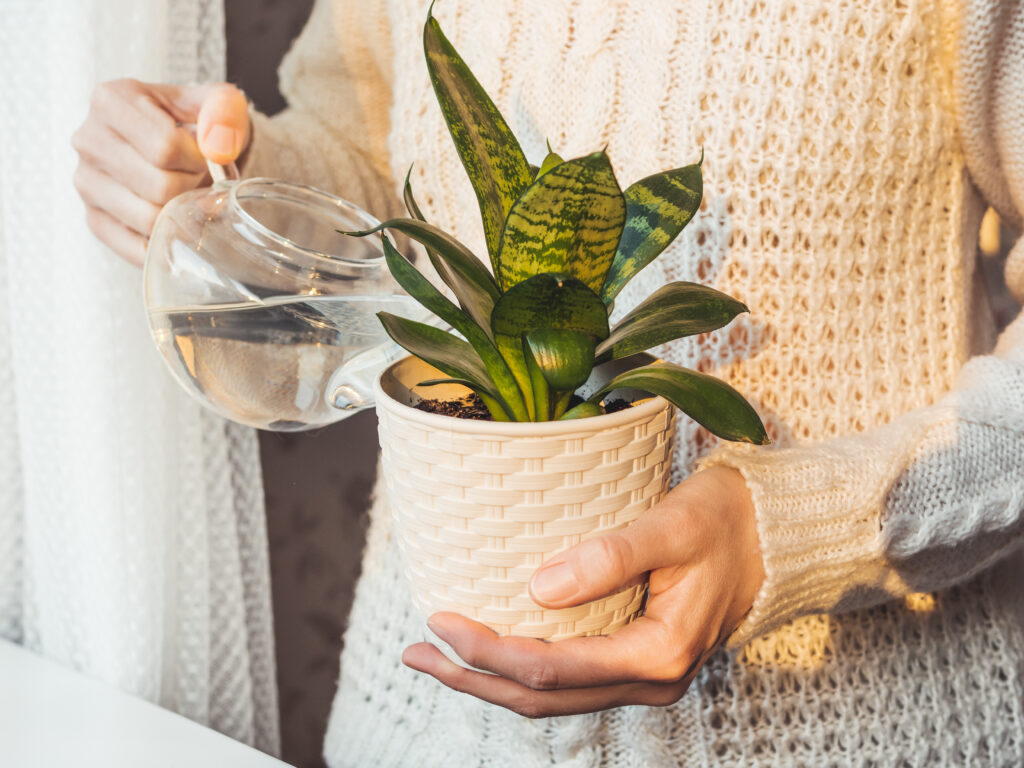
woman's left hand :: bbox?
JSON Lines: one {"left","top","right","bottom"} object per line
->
{"left": 401, "top": 465, "right": 765, "bottom": 717}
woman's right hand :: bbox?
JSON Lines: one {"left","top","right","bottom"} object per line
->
{"left": 71, "top": 79, "right": 251, "bottom": 267}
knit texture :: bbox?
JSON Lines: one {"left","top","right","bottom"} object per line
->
{"left": 246, "top": 0, "right": 1024, "bottom": 764}
{"left": 0, "top": 0, "right": 278, "bottom": 754}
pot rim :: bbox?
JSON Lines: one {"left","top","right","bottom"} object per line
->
{"left": 375, "top": 354, "right": 672, "bottom": 436}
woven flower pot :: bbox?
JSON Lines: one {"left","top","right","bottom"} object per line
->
{"left": 375, "top": 354, "right": 677, "bottom": 641}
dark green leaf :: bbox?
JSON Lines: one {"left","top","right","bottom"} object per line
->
{"left": 490, "top": 273, "right": 609, "bottom": 340}
{"left": 498, "top": 151, "right": 626, "bottom": 293}
{"left": 399, "top": 170, "right": 498, "bottom": 332}
{"left": 347, "top": 218, "right": 499, "bottom": 333}
{"left": 379, "top": 235, "right": 473, "bottom": 335}
{"left": 377, "top": 236, "right": 529, "bottom": 421}
{"left": 596, "top": 282, "right": 748, "bottom": 360}
{"left": 590, "top": 362, "right": 769, "bottom": 444}
{"left": 602, "top": 163, "right": 703, "bottom": 301}
{"left": 377, "top": 312, "right": 496, "bottom": 397}
{"left": 424, "top": 13, "right": 533, "bottom": 272}
{"left": 524, "top": 328, "right": 595, "bottom": 392}
{"left": 402, "top": 165, "right": 430, "bottom": 224}
{"left": 559, "top": 402, "right": 603, "bottom": 420}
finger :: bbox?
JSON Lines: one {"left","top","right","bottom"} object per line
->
{"left": 73, "top": 122, "right": 204, "bottom": 205}
{"left": 402, "top": 643, "right": 690, "bottom": 717}
{"left": 91, "top": 82, "right": 206, "bottom": 173}
{"left": 149, "top": 82, "right": 251, "bottom": 164}
{"left": 529, "top": 500, "right": 697, "bottom": 609}
{"left": 195, "top": 84, "right": 251, "bottom": 164}
{"left": 83, "top": 206, "right": 147, "bottom": 267}
{"left": 74, "top": 162, "right": 162, "bottom": 237}
{"left": 428, "top": 607, "right": 703, "bottom": 689}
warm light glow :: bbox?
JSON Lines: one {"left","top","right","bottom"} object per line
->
{"left": 904, "top": 592, "right": 937, "bottom": 612}
{"left": 980, "top": 207, "right": 1001, "bottom": 256}
{"left": 740, "top": 614, "right": 833, "bottom": 671}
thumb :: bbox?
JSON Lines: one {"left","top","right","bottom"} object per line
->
{"left": 196, "top": 84, "right": 250, "bottom": 164}
{"left": 151, "top": 82, "right": 251, "bottom": 165}
{"left": 528, "top": 505, "right": 690, "bottom": 609}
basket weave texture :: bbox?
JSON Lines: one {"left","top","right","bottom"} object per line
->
{"left": 376, "top": 359, "right": 677, "bottom": 641}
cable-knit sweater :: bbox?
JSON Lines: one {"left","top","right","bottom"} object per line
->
{"left": 245, "top": 0, "right": 1024, "bottom": 764}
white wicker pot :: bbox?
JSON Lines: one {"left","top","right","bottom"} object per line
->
{"left": 375, "top": 355, "right": 676, "bottom": 641}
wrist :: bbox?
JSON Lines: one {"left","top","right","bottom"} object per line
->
{"left": 698, "top": 443, "right": 884, "bottom": 648}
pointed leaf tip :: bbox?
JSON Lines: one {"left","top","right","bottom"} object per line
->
{"left": 590, "top": 362, "right": 768, "bottom": 444}
{"left": 597, "top": 282, "right": 748, "bottom": 360}
{"left": 424, "top": 11, "right": 533, "bottom": 272}
{"left": 601, "top": 162, "right": 703, "bottom": 301}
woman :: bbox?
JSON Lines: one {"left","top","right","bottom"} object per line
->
{"left": 72, "top": 0, "right": 1024, "bottom": 764}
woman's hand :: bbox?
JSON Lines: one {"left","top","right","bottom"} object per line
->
{"left": 402, "top": 465, "right": 765, "bottom": 717}
{"left": 71, "top": 79, "right": 251, "bottom": 266}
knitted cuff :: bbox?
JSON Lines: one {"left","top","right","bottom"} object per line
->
{"left": 698, "top": 442, "right": 886, "bottom": 648}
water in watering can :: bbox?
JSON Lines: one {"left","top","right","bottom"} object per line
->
{"left": 150, "top": 293, "right": 423, "bottom": 431}
{"left": 145, "top": 167, "right": 432, "bottom": 431}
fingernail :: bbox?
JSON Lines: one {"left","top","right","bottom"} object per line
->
{"left": 426, "top": 617, "right": 449, "bottom": 643}
{"left": 531, "top": 561, "right": 579, "bottom": 603}
{"left": 203, "top": 124, "right": 238, "bottom": 159}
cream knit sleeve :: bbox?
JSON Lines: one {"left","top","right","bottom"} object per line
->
{"left": 703, "top": 0, "right": 1024, "bottom": 648}
{"left": 240, "top": 0, "right": 402, "bottom": 221}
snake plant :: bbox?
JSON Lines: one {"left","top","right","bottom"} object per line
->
{"left": 345, "top": 9, "right": 768, "bottom": 443}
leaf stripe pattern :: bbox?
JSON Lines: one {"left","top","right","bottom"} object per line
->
{"left": 498, "top": 152, "right": 626, "bottom": 293}
{"left": 424, "top": 15, "right": 533, "bottom": 273}
{"left": 602, "top": 164, "right": 702, "bottom": 301}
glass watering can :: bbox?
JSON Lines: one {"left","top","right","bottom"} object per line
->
{"left": 144, "top": 162, "right": 429, "bottom": 431}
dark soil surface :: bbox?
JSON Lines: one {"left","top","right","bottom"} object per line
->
{"left": 415, "top": 393, "right": 494, "bottom": 420}
{"left": 413, "top": 394, "right": 635, "bottom": 421}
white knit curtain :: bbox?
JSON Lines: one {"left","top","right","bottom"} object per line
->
{"left": 0, "top": 0, "right": 278, "bottom": 755}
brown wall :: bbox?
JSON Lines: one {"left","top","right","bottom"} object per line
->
{"left": 225, "top": 3, "right": 375, "bottom": 767}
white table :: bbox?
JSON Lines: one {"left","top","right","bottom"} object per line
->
{"left": 0, "top": 640, "right": 291, "bottom": 767}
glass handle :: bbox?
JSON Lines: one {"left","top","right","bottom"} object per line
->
{"left": 327, "top": 342, "right": 407, "bottom": 413}
{"left": 207, "top": 160, "right": 240, "bottom": 184}
{"left": 180, "top": 122, "right": 241, "bottom": 185}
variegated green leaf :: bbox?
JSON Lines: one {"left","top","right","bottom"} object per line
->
{"left": 424, "top": 13, "right": 533, "bottom": 272}
{"left": 524, "top": 328, "right": 595, "bottom": 392}
{"left": 602, "top": 162, "right": 703, "bottom": 301}
{"left": 589, "top": 362, "right": 769, "bottom": 444}
{"left": 494, "top": 333, "right": 535, "bottom": 420}
{"left": 498, "top": 152, "right": 626, "bottom": 293}
{"left": 559, "top": 401, "right": 603, "bottom": 420}
{"left": 596, "top": 281, "right": 747, "bottom": 360}
{"left": 522, "top": 338, "right": 550, "bottom": 420}
{"left": 347, "top": 218, "right": 499, "bottom": 333}
{"left": 537, "top": 149, "right": 564, "bottom": 176}
{"left": 490, "top": 273, "right": 610, "bottom": 340}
